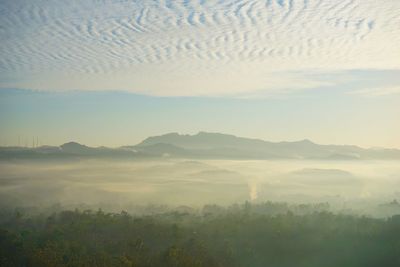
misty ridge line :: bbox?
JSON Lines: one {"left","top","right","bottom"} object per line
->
{"left": 1, "top": 132, "right": 400, "bottom": 160}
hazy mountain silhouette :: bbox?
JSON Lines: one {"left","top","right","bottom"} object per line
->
{"left": 1, "top": 132, "right": 400, "bottom": 160}
{"left": 60, "top": 142, "right": 95, "bottom": 155}
{"left": 134, "top": 132, "right": 400, "bottom": 160}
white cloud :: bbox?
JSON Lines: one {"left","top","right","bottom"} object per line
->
{"left": 1, "top": 0, "right": 400, "bottom": 96}
{"left": 349, "top": 86, "right": 400, "bottom": 97}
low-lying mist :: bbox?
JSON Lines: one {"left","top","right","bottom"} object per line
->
{"left": 1, "top": 158, "right": 399, "bottom": 217}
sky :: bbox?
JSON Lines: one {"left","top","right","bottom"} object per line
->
{"left": 0, "top": 0, "right": 399, "bottom": 148}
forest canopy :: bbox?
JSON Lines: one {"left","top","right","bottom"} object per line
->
{"left": 1, "top": 202, "right": 400, "bottom": 267}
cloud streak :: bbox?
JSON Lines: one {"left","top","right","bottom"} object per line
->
{"left": 349, "top": 86, "right": 400, "bottom": 97}
{"left": 1, "top": 0, "right": 399, "bottom": 96}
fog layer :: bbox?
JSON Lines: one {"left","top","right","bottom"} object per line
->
{"left": 1, "top": 159, "right": 399, "bottom": 216}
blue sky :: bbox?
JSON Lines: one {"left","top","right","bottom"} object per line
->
{"left": 1, "top": 71, "right": 399, "bottom": 148}
{"left": 0, "top": 0, "right": 399, "bottom": 147}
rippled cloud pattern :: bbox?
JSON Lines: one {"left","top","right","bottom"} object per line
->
{"left": 1, "top": 0, "right": 399, "bottom": 96}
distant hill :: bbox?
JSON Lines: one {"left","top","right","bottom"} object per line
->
{"left": 1, "top": 132, "right": 400, "bottom": 160}
{"left": 0, "top": 142, "right": 142, "bottom": 160}
{"left": 133, "top": 132, "right": 400, "bottom": 160}
{"left": 60, "top": 142, "right": 95, "bottom": 155}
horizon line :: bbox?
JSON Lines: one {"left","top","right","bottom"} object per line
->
{"left": 1, "top": 131, "right": 399, "bottom": 151}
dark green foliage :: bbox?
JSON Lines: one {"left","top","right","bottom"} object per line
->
{"left": 0, "top": 205, "right": 399, "bottom": 267}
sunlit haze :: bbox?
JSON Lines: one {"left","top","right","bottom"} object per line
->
{"left": 1, "top": 2, "right": 400, "bottom": 266}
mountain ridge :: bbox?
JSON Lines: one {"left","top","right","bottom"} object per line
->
{"left": 1, "top": 132, "right": 400, "bottom": 160}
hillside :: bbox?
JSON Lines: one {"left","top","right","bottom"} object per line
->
{"left": 1, "top": 132, "right": 400, "bottom": 160}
